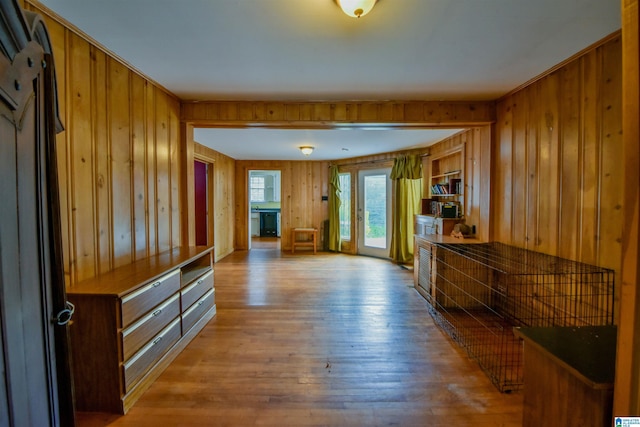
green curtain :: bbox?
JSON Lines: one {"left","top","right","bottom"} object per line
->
{"left": 389, "top": 155, "right": 423, "bottom": 263}
{"left": 328, "top": 166, "right": 342, "bottom": 251}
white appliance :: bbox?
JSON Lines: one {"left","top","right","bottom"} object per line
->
{"left": 250, "top": 212, "right": 260, "bottom": 237}
{"left": 277, "top": 213, "right": 281, "bottom": 237}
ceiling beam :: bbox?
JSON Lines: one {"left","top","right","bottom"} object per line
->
{"left": 181, "top": 100, "right": 496, "bottom": 128}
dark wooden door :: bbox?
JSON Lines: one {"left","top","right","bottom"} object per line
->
{"left": 194, "top": 160, "right": 208, "bottom": 246}
{"left": 0, "top": 1, "right": 74, "bottom": 426}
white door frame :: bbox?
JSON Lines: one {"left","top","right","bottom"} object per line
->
{"left": 357, "top": 168, "right": 392, "bottom": 258}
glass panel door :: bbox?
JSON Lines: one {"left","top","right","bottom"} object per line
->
{"left": 357, "top": 168, "right": 391, "bottom": 258}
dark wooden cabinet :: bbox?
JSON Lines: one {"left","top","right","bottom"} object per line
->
{"left": 0, "top": 1, "right": 74, "bottom": 425}
{"left": 514, "top": 326, "right": 616, "bottom": 427}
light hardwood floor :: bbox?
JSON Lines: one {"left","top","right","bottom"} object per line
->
{"left": 76, "top": 249, "right": 523, "bottom": 427}
{"left": 250, "top": 236, "right": 281, "bottom": 250}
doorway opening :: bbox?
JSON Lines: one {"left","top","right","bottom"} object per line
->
{"left": 194, "top": 159, "right": 214, "bottom": 246}
{"left": 357, "top": 168, "right": 392, "bottom": 258}
{"left": 248, "top": 170, "right": 281, "bottom": 250}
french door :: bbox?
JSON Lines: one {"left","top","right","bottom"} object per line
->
{"left": 357, "top": 168, "right": 392, "bottom": 258}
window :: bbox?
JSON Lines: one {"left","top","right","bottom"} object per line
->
{"left": 338, "top": 173, "right": 351, "bottom": 240}
{"left": 250, "top": 176, "right": 265, "bottom": 202}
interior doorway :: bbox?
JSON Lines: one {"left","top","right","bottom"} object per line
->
{"left": 248, "top": 170, "right": 281, "bottom": 250}
{"left": 194, "top": 159, "right": 214, "bottom": 246}
{"left": 357, "top": 168, "right": 392, "bottom": 258}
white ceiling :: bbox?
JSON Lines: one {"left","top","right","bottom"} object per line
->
{"left": 37, "top": 0, "right": 621, "bottom": 160}
{"left": 194, "top": 127, "right": 464, "bottom": 161}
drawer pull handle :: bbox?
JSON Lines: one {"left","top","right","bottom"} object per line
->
{"left": 198, "top": 300, "right": 205, "bottom": 306}
{"left": 197, "top": 279, "right": 203, "bottom": 285}
{"left": 152, "top": 309, "right": 162, "bottom": 317}
{"left": 152, "top": 281, "right": 162, "bottom": 288}
{"left": 153, "top": 337, "right": 163, "bottom": 345}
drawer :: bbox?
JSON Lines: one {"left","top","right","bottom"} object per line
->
{"left": 121, "top": 270, "right": 180, "bottom": 328}
{"left": 182, "top": 289, "right": 215, "bottom": 334}
{"left": 181, "top": 270, "right": 213, "bottom": 312}
{"left": 121, "top": 293, "right": 180, "bottom": 361}
{"left": 123, "top": 317, "right": 181, "bottom": 392}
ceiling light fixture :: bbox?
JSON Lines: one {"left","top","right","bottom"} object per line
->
{"left": 299, "top": 146, "right": 315, "bottom": 156}
{"left": 336, "top": 0, "right": 377, "bottom": 18}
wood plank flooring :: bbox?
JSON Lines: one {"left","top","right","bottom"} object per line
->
{"left": 250, "top": 236, "right": 281, "bottom": 250}
{"left": 76, "top": 249, "right": 523, "bottom": 426}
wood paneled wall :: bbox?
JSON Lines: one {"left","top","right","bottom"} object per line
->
{"left": 27, "top": 2, "right": 183, "bottom": 286}
{"left": 426, "top": 127, "right": 492, "bottom": 242}
{"left": 234, "top": 161, "right": 329, "bottom": 251}
{"left": 193, "top": 143, "right": 236, "bottom": 262}
{"left": 616, "top": 0, "right": 640, "bottom": 415}
{"left": 492, "top": 34, "right": 623, "bottom": 274}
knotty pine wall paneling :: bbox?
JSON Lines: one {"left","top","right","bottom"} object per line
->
{"left": 492, "top": 34, "right": 623, "bottom": 281}
{"left": 616, "top": 0, "right": 640, "bottom": 415}
{"left": 131, "top": 73, "right": 147, "bottom": 260}
{"left": 27, "top": 2, "right": 183, "bottom": 286}
{"left": 109, "top": 59, "right": 133, "bottom": 269}
{"left": 170, "top": 98, "right": 182, "bottom": 251}
{"left": 67, "top": 34, "right": 94, "bottom": 283}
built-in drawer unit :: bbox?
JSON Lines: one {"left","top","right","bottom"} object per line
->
{"left": 121, "top": 293, "right": 180, "bottom": 361}
{"left": 181, "top": 252, "right": 212, "bottom": 288}
{"left": 68, "top": 246, "right": 216, "bottom": 414}
{"left": 123, "top": 318, "right": 182, "bottom": 391}
{"left": 121, "top": 270, "right": 180, "bottom": 328}
{"left": 182, "top": 289, "right": 215, "bottom": 333}
{"left": 181, "top": 269, "right": 213, "bottom": 311}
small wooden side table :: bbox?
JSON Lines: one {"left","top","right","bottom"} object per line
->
{"left": 291, "top": 228, "right": 317, "bottom": 254}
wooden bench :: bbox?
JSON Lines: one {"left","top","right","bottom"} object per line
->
{"left": 291, "top": 228, "right": 317, "bottom": 254}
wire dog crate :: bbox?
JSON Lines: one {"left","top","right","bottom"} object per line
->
{"left": 424, "top": 242, "right": 614, "bottom": 392}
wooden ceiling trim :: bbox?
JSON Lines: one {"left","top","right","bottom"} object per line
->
{"left": 181, "top": 100, "right": 496, "bottom": 128}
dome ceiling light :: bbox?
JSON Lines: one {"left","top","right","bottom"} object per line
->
{"left": 299, "top": 146, "right": 315, "bottom": 156}
{"left": 335, "top": 0, "right": 378, "bottom": 18}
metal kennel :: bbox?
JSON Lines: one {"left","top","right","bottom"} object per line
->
{"left": 424, "top": 242, "right": 614, "bottom": 392}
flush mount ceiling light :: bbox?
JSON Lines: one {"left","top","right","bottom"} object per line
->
{"left": 336, "top": 0, "right": 377, "bottom": 18}
{"left": 299, "top": 146, "right": 315, "bottom": 156}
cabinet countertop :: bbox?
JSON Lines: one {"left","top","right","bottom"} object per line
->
{"left": 415, "top": 234, "right": 481, "bottom": 244}
{"left": 67, "top": 246, "right": 213, "bottom": 297}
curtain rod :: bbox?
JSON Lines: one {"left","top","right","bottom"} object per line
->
{"left": 330, "top": 152, "right": 429, "bottom": 168}
{"left": 329, "top": 157, "right": 394, "bottom": 168}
